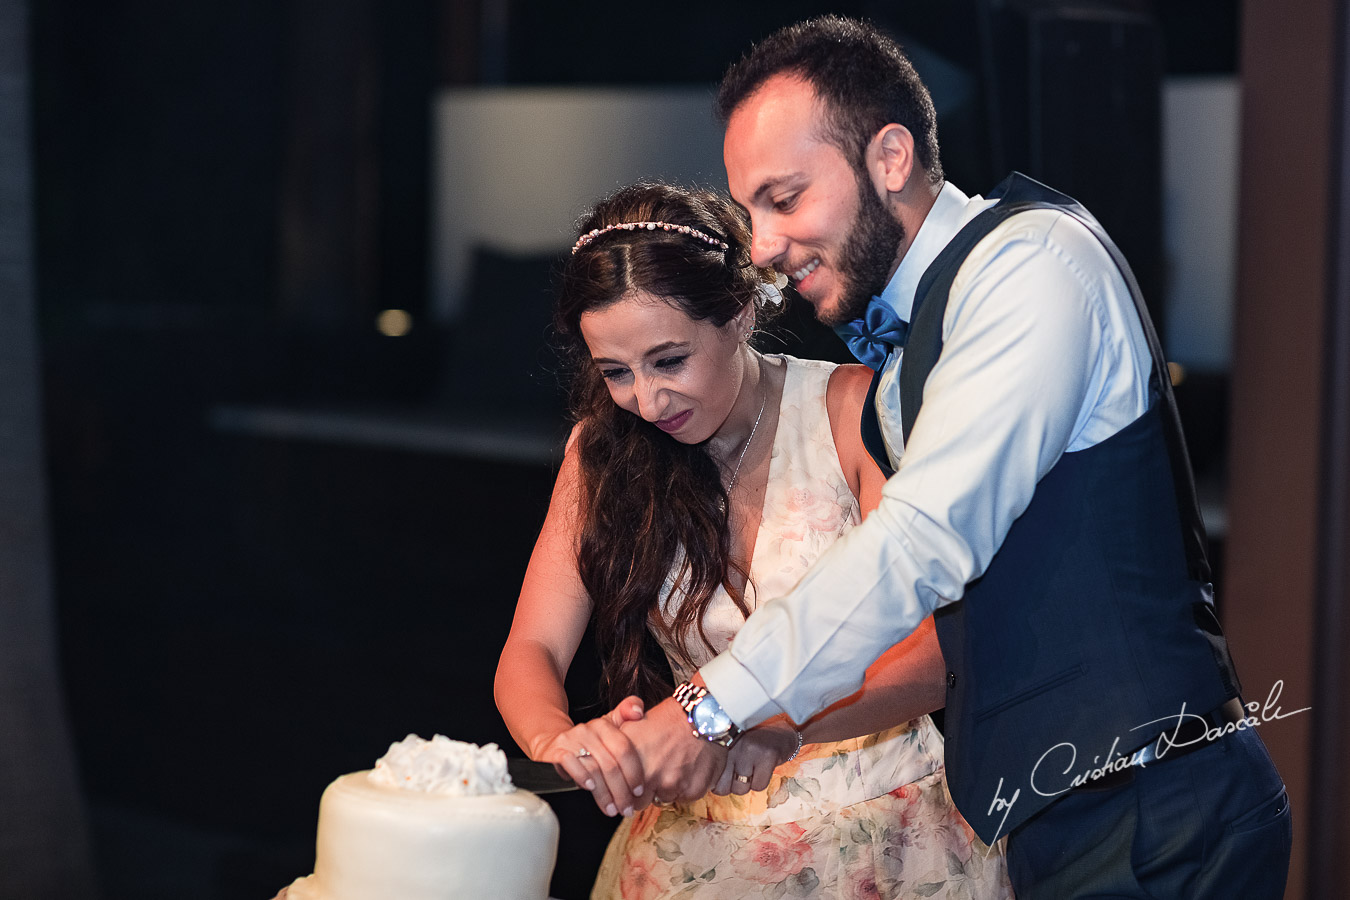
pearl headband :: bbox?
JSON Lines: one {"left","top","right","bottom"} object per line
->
{"left": 571, "top": 221, "right": 730, "bottom": 255}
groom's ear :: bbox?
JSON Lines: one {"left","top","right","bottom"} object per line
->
{"left": 867, "top": 123, "right": 916, "bottom": 196}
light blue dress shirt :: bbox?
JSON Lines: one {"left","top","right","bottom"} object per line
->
{"left": 701, "top": 181, "right": 1155, "bottom": 727}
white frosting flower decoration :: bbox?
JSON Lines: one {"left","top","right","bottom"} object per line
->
{"left": 367, "top": 734, "right": 513, "bottom": 796}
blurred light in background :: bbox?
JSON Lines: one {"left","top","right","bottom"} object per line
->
{"left": 377, "top": 308, "right": 413, "bottom": 337}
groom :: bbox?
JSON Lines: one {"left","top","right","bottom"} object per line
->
{"left": 612, "top": 14, "right": 1291, "bottom": 898}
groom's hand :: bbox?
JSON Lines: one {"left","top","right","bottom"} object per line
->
{"left": 618, "top": 697, "right": 727, "bottom": 811}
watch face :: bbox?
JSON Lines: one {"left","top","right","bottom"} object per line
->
{"left": 692, "top": 698, "right": 732, "bottom": 736}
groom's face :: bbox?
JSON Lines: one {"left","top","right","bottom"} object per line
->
{"left": 725, "top": 74, "right": 904, "bottom": 327}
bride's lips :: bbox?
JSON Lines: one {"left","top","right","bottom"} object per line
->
{"left": 655, "top": 409, "right": 693, "bottom": 434}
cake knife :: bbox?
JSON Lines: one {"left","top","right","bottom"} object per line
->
{"left": 507, "top": 757, "right": 581, "bottom": 794}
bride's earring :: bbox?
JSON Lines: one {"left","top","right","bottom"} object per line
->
{"left": 736, "top": 303, "right": 756, "bottom": 343}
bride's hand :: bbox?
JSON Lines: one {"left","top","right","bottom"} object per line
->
{"left": 712, "top": 720, "right": 800, "bottom": 796}
{"left": 533, "top": 697, "right": 646, "bottom": 817}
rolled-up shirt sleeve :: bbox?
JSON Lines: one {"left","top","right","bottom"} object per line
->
{"left": 702, "top": 211, "right": 1147, "bottom": 728}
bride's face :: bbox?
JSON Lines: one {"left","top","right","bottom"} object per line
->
{"left": 579, "top": 291, "right": 751, "bottom": 445}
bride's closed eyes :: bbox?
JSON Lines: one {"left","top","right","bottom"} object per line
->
{"left": 598, "top": 354, "right": 692, "bottom": 382}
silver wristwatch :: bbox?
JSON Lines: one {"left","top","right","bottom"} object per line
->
{"left": 673, "top": 682, "right": 742, "bottom": 747}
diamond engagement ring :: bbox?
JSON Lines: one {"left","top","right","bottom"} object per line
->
{"left": 575, "top": 747, "right": 592, "bottom": 758}
{"left": 733, "top": 773, "right": 750, "bottom": 784}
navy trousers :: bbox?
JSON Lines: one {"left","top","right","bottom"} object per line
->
{"left": 1005, "top": 725, "right": 1291, "bottom": 898}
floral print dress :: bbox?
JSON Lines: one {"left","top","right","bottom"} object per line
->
{"left": 591, "top": 357, "right": 1013, "bottom": 900}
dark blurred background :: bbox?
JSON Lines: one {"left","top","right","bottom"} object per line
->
{"left": 14, "top": 0, "right": 1342, "bottom": 898}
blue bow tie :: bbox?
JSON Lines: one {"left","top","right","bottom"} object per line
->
{"left": 834, "top": 298, "right": 909, "bottom": 370}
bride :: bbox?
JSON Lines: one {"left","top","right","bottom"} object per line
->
{"left": 495, "top": 181, "right": 1011, "bottom": 899}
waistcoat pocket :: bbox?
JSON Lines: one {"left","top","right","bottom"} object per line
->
{"left": 973, "top": 662, "right": 1088, "bottom": 722}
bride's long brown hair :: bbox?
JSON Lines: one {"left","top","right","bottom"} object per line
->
{"left": 556, "top": 182, "right": 782, "bottom": 707}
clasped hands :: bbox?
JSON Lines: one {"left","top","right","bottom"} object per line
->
{"left": 534, "top": 696, "right": 799, "bottom": 818}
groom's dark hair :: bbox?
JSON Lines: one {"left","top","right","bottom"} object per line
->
{"left": 716, "top": 15, "right": 943, "bottom": 184}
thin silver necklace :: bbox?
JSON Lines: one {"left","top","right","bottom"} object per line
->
{"left": 726, "top": 370, "right": 768, "bottom": 495}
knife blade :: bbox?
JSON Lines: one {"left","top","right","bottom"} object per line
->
{"left": 507, "top": 757, "right": 581, "bottom": 794}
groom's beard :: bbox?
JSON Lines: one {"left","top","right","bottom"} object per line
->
{"left": 818, "top": 175, "right": 908, "bottom": 328}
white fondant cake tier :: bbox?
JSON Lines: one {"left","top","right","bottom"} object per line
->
{"left": 289, "top": 770, "right": 559, "bottom": 900}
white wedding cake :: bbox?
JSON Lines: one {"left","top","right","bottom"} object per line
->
{"left": 285, "top": 735, "right": 559, "bottom": 900}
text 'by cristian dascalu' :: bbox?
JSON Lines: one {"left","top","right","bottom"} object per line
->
{"left": 983, "top": 679, "right": 1309, "bottom": 844}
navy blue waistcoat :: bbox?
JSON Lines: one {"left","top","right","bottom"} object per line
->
{"left": 861, "top": 173, "right": 1242, "bottom": 843}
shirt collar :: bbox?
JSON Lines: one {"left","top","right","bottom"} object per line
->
{"left": 876, "top": 181, "right": 997, "bottom": 321}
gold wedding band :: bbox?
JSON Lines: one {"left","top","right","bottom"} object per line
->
{"left": 734, "top": 773, "right": 751, "bottom": 784}
{"left": 576, "top": 747, "right": 592, "bottom": 758}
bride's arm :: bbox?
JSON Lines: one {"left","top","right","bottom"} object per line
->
{"left": 495, "top": 440, "right": 589, "bottom": 755}
{"left": 494, "top": 435, "right": 645, "bottom": 815}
